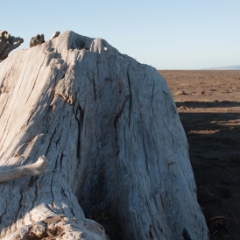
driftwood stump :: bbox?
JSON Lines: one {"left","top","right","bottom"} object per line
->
{"left": 0, "top": 31, "right": 209, "bottom": 239}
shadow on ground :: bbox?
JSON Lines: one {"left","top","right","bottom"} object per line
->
{"left": 176, "top": 101, "right": 240, "bottom": 109}
{"left": 177, "top": 101, "right": 240, "bottom": 240}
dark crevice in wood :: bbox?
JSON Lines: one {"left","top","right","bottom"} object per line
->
{"left": 28, "top": 176, "right": 38, "bottom": 189}
{"left": 160, "top": 195, "right": 165, "bottom": 210}
{"left": 26, "top": 111, "right": 36, "bottom": 125}
{"left": 151, "top": 83, "right": 155, "bottom": 104}
{"left": 60, "top": 153, "right": 64, "bottom": 170}
{"left": 61, "top": 187, "right": 68, "bottom": 199}
{"left": 50, "top": 175, "right": 54, "bottom": 208}
{"left": 92, "top": 76, "right": 97, "bottom": 100}
{"left": 29, "top": 181, "right": 39, "bottom": 217}
{"left": 113, "top": 96, "right": 128, "bottom": 130}
{"left": 74, "top": 104, "right": 84, "bottom": 161}
{"left": 0, "top": 198, "right": 7, "bottom": 225}
{"left": 69, "top": 203, "right": 75, "bottom": 217}
{"left": 126, "top": 68, "right": 132, "bottom": 126}
{"left": 46, "top": 128, "right": 56, "bottom": 155}
{"left": 55, "top": 130, "right": 61, "bottom": 147}
{"left": 54, "top": 155, "right": 59, "bottom": 171}
{"left": 15, "top": 190, "right": 24, "bottom": 224}
{"left": 182, "top": 228, "right": 192, "bottom": 240}
{"left": 149, "top": 224, "right": 153, "bottom": 239}
{"left": 142, "top": 132, "right": 149, "bottom": 175}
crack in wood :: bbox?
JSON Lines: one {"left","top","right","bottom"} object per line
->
{"left": 126, "top": 68, "right": 132, "bottom": 126}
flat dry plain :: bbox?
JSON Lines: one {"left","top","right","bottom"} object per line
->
{"left": 159, "top": 70, "right": 240, "bottom": 240}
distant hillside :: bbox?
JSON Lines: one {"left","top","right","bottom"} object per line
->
{"left": 204, "top": 65, "right": 240, "bottom": 70}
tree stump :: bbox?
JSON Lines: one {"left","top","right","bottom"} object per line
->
{"left": 0, "top": 31, "right": 209, "bottom": 239}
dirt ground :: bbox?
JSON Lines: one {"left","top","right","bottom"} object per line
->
{"left": 159, "top": 70, "right": 240, "bottom": 240}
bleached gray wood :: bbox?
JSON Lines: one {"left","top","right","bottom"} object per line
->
{"left": 0, "top": 156, "right": 47, "bottom": 183}
{"left": 51, "top": 31, "right": 60, "bottom": 39}
{"left": 0, "top": 31, "right": 208, "bottom": 239}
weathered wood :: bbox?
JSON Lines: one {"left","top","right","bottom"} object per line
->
{"left": 0, "top": 30, "right": 23, "bottom": 60}
{"left": 29, "top": 34, "right": 45, "bottom": 47}
{"left": 51, "top": 31, "right": 60, "bottom": 39}
{"left": 0, "top": 31, "right": 209, "bottom": 239}
{"left": 0, "top": 156, "right": 47, "bottom": 183}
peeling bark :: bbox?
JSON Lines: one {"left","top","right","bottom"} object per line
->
{"left": 0, "top": 31, "right": 208, "bottom": 239}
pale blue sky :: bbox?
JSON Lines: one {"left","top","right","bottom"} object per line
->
{"left": 1, "top": 0, "right": 240, "bottom": 69}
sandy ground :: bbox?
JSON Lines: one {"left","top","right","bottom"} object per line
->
{"left": 159, "top": 70, "right": 240, "bottom": 240}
